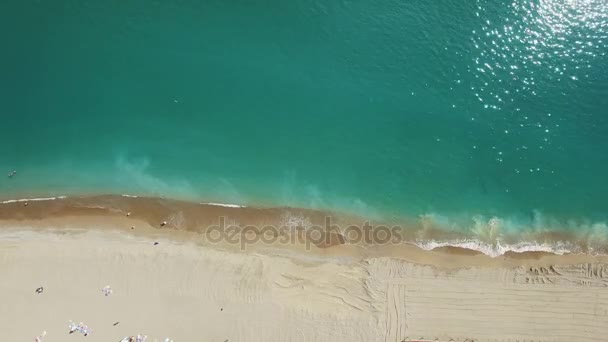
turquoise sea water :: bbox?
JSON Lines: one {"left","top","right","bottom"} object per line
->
{"left": 1, "top": 1, "right": 607, "bottom": 244}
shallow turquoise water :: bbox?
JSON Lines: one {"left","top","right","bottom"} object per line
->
{"left": 1, "top": 0, "right": 607, "bottom": 237}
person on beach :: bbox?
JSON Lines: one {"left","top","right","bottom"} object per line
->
{"left": 35, "top": 286, "right": 43, "bottom": 294}
{"left": 102, "top": 285, "right": 113, "bottom": 296}
{"left": 68, "top": 321, "right": 78, "bottom": 334}
{"left": 68, "top": 321, "right": 91, "bottom": 336}
{"left": 121, "top": 334, "right": 146, "bottom": 342}
{"left": 81, "top": 324, "right": 92, "bottom": 336}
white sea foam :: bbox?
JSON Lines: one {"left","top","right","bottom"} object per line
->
{"left": 280, "top": 212, "right": 313, "bottom": 230}
{"left": 200, "top": 202, "right": 246, "bottom": 208}
{"left": 0, "top": 196, "right": 67, "bottom": 204}
{"left": 414, "top": 239, "right": 576, "bottom": 258}
{"left": 414, "top": 211, "right": 608, "bottom": 257}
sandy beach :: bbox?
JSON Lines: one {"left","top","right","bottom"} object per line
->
{"left": 1, "top": 196, "right": 608, "bottom": 341}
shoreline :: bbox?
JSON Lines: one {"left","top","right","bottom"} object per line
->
{"left": 1, "top": 193, "right": 607, "bottom": 262}
{"left": 2, "top": 195, "right": 608, "bottom": 341}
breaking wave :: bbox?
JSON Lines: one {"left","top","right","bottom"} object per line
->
{"left": 411, "top": 212, "right": 608, "bottom": 257}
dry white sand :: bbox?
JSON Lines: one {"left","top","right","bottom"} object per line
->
{"left": 1, "top": 226, "right": 608, "bottom": 342}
